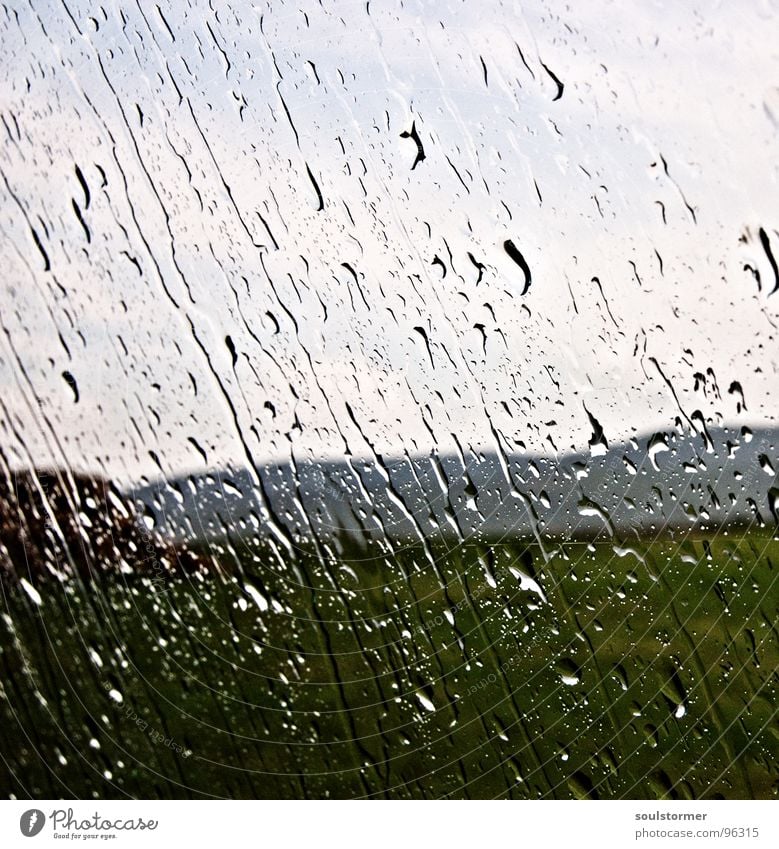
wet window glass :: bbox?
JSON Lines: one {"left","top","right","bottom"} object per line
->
{"left": 1, "top": 0, "right": 778, "bottom": 800}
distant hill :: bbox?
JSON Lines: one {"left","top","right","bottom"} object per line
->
{"left": 130, "top": 424, "right": 779, "bottom": 550}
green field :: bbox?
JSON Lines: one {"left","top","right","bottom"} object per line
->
{"left": 1, "top": 532, "right": 777, "bottom": 799}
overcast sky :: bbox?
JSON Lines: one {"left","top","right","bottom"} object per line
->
{"left": 1, "top": 0, "right": 778, "bottom": 483}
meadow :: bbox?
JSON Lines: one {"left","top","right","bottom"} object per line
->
{"left": 1, "top": 531, "right": 776, "bottom": 799}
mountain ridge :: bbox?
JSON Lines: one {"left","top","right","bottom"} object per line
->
{"left": 130, "top": 423, "right": 779, "bottom": 549}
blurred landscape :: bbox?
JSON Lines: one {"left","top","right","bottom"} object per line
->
{"left": 1, "top": 423, "right": 777, "bottom": 798}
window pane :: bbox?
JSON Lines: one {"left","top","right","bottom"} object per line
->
{"left": 1, "top": 0, "right": 777, "bottom": 800}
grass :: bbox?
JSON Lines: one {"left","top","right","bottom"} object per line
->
{"left": 0, "top": 531, "right": 777, "bottom": 799}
